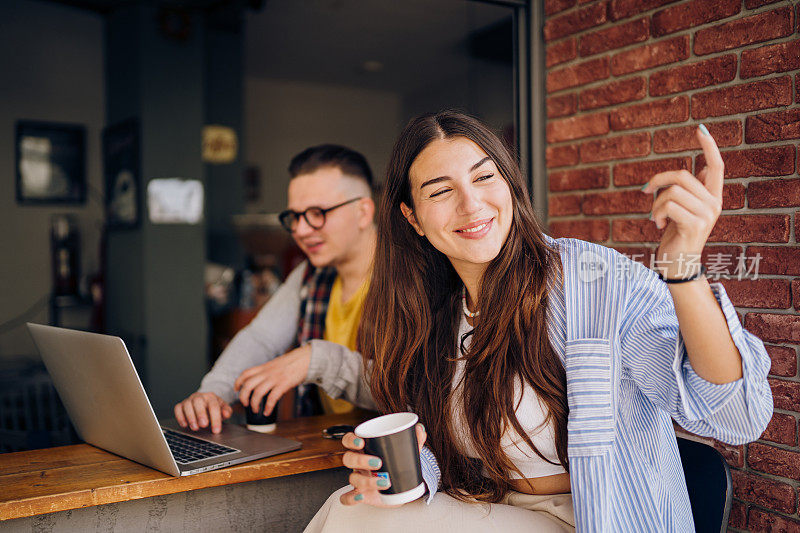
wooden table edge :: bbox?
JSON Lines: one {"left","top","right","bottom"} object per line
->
{"left": 0, "top": 411, "right": 369, "bottom": 521}
{"left": 0, "top": 450, "right": 347, "bottom": 521}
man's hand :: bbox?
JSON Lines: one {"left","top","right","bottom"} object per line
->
{"left": 233, "top": 344, "right": 312, "bottom": 417}
{"left": 174, "top": 392, "right": 232, "bottom": 434}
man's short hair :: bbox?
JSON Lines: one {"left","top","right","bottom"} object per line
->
{"left": 288, "top": 144, "right": 373, "bottom": 188}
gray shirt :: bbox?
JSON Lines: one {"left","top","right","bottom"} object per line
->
{"left": 198, "top": 262, "right": 377, "bottom": 410}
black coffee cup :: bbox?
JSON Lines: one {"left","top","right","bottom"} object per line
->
{"left": 245, "top": 395, "right": 278, "bottom": 433}
{"left": 354, "top": 412, "right": 425, "bottom": 505}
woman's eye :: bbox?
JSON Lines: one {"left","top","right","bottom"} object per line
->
{"left": 429, "top": 188, "right": 451, "bottom": 198}
{"left": 476, "top": 173, "right": 494, "bottom": 182}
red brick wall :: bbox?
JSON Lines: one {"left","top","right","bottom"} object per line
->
{"left": 543, "top": 1, "right": 799, "bottom": 530}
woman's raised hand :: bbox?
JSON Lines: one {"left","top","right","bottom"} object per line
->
{"left": 339, "top": 424, "right": 427, "bottom": 507}
{"left": 642, "top": 125, "right": 724, "bottom": 278}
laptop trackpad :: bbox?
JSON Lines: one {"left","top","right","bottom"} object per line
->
{"left": 159, "top": 418, "right": 301, "bottom": 456}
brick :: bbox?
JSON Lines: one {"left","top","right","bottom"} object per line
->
{"left": 729, "top": 500, "right": 746, "bottom": 530}
{"left": 794, "top": 279, "right": 800, "bottom": 311}
{"left": 722, "top": 183, "right": 745, "bottom": 210}
{"left": 547, "top": 38, "right": 578, "bottom": 68}
{"left": 746, "top": 314, "right": 800, "bottom": 343}
{"left": 790, "top": 208, "right": 798, "bottom": 238}
{"left": 548, "top": 93, "right": 578, "bottom": 119}
{"left": 741, "top": 39, "right": 800, "bottom": 79}
{"left": 546, "top": 145, "right": 580, "bottom": 168}
{"left": 692, "top": 77, "right": 793, "bottom": 119}
{"left": 549, "top": 194, "right": 583, "bottom": 216}
{"left": 610, "top": 96, "right": 688, "bottom": 131}
{"left": 580, "top": 132, "right": 650, "bottom": 163}
{"left": 719, "top": 279, "right": 792, "bottom": 309}
{"left": 582, "top": 190, "right": 653, "bottom": 215}
{"left": 545, "top": 0, "right": 576, "bottom": 16}
{"left": 649, "top": 54, "right": 737, "bottom": 97}
{"left": 708, "top": 215, "right": 790, "bottom": 243}
{"left": 761, "top": 412, "right": 797, "bottom": 446}
{"left": 652, "top": 0, "right": 740, "bottom": 37}
{"left": 696, "top": 145, "right": 796, "bottom": 180}
{"left": 549, "top": 166, "right": 610, "bottom": 191}
{"left": 609, "top": 0, "right": 678, "bottom": 21}
{"left": 749, "top": 441, "right": 800, "bottom": 479}
{"left": 732, "top": 471, "right": 796, "bottom": 514}
{"left": 701, "top": 245, "right": 741, "bottom": 278}
{"left": 612, "top": 246, "right": 653, "bottom": 266}
{"left": 746, "top": 109, "right": 800, "bottom": 144}
{"left": 612, "top": 218, "right": 663, "bottom": 242}
{"left": 653, "top": 121, "right": 741, "bottom": 153}
{"left": 694, "top": 6, "right": 795, "bottom": 55}
{"left": 611, "top": 35, "right": 689, "bottom": 76}
{"left": 544, "top": 2, "right": 608, "bottom": 42}
{"left": 794, "top": 208, "right": 800, "bottom": 243}
{"left": 579, "top": 17, "right": 649, "bottom": 57}
{"left": 766, "top": 345, "right": 797, "bottom": 378}
{"left": 548, "top": 56, "right": 610, "bottom": 93}
{"left": 547, "top": 113, "right": 610, "bottom": 143}
{"left": 579, "top": 77, "right": 646, "bottom": 111}
{"left": 745, "top": 246, "right": 800, "bottom": 276}
{"left": 770, "top": 377, "right": 800, "bottom": 412}
{"left": 748, "top": 508, "right": 800, "bottom": 533}
{"left": 613, "top": 157, "right": 690, "bottom": 186}
{"left": 549, "top": 219, "right": 609, "bottom": 241}
{"left": 749, "top": 179, "right": 800, "bottom": 209}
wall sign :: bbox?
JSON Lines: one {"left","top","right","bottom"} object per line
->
{"left": 147, "top": 178, "right": 204, "bottom": 225}
{"left": 202, "top": 125, "right": 238, "bottom": 164}
{"left": 15, "top": 120, "right": 86, "bottom": 205}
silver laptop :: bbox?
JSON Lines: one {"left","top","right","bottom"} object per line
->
{"left": 27, "top": 323, "right": 301, "bottom": 476}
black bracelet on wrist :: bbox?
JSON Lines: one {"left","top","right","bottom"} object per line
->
{"left": 657, "top": 265, "right": 707, "bottom": 284}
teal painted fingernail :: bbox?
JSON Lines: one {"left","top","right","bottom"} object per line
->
{"left": 354, "top": 494, "right": 364, "bottom": 501}
{"left": 640, "top": 183, "right": 648, "bottom": 192}
{"left": 353, "top": 437, "right": 362, "bottom": 446}
{"left": 699, "top": 123, "right": 710, "bottom": 136}
{"left": 377, "top": 478, "right": 389, "bottom": 487}
{"left": 368, "top": 458, "right": 381, "bottom": 468}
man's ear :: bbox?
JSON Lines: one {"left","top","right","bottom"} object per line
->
{"left": 400, "top": 202, "right": 424, "bottom": 236}
{"left": 358, "top": 197, "right": 376, "bottom": 229}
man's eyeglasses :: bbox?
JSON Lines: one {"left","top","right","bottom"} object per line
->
{"left": 278, "top": 197, "right": 363, "bottom": 232}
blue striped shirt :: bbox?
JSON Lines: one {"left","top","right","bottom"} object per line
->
{"left": 419, "top": 237, "right": 773, "bottom": 532}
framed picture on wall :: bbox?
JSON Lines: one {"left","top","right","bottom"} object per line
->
{"left": 102, "top": 119, "right": 140, "bottom": 228}
{"left": 15, "top": 120, "right": 87, "bottom": 205}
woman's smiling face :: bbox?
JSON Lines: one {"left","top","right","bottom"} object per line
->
{"left": 401, "top": 136, "right": 513, "bottom": 273}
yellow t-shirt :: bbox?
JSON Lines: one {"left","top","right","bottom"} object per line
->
{"left": 319, "top": 275, "right": 369, "bottom": 414}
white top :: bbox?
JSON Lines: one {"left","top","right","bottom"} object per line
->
{"left": 449, "top": 315, "right": 567, "bottom": 480}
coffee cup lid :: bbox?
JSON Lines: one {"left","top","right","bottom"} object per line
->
{"left": 354, "top": 412, "right": 418, "bottom": 438}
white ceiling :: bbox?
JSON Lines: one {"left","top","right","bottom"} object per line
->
{"left": 245, "top": 0, "right": 513, "bottom": 94}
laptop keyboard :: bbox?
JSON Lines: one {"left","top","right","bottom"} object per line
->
{"left": 163, "top": 428, "right": 240, "bottom": 465}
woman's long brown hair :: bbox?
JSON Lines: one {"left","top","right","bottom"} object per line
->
{"left": 358, "top": 111, "right": 568, "bottom": 503}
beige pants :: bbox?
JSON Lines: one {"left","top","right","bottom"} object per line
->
{"left": 305, "top": 486, "right": 576, "bottom": 532}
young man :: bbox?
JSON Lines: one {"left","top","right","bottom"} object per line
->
{"left": 174, "top": 145, "right": 378, "bottom": 433}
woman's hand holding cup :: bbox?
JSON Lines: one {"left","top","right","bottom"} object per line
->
{"left": 339, "top": 422, "right": 426, "bottom": 507}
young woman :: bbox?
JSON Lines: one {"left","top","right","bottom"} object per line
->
{"left": 305, "top": 111, "right": 773, "bottom": 532}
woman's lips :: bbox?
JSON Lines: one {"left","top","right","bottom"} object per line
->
{"left": 454, "top": 218, "right": 493, "bottom": 239}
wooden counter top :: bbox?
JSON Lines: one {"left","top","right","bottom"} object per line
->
{"left": 0, "top": 411, "right": 367, "bottom": 521}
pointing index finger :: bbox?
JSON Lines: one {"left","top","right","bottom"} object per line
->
{"left": 697, "top": 125, "right": 724, "bottom": 199}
